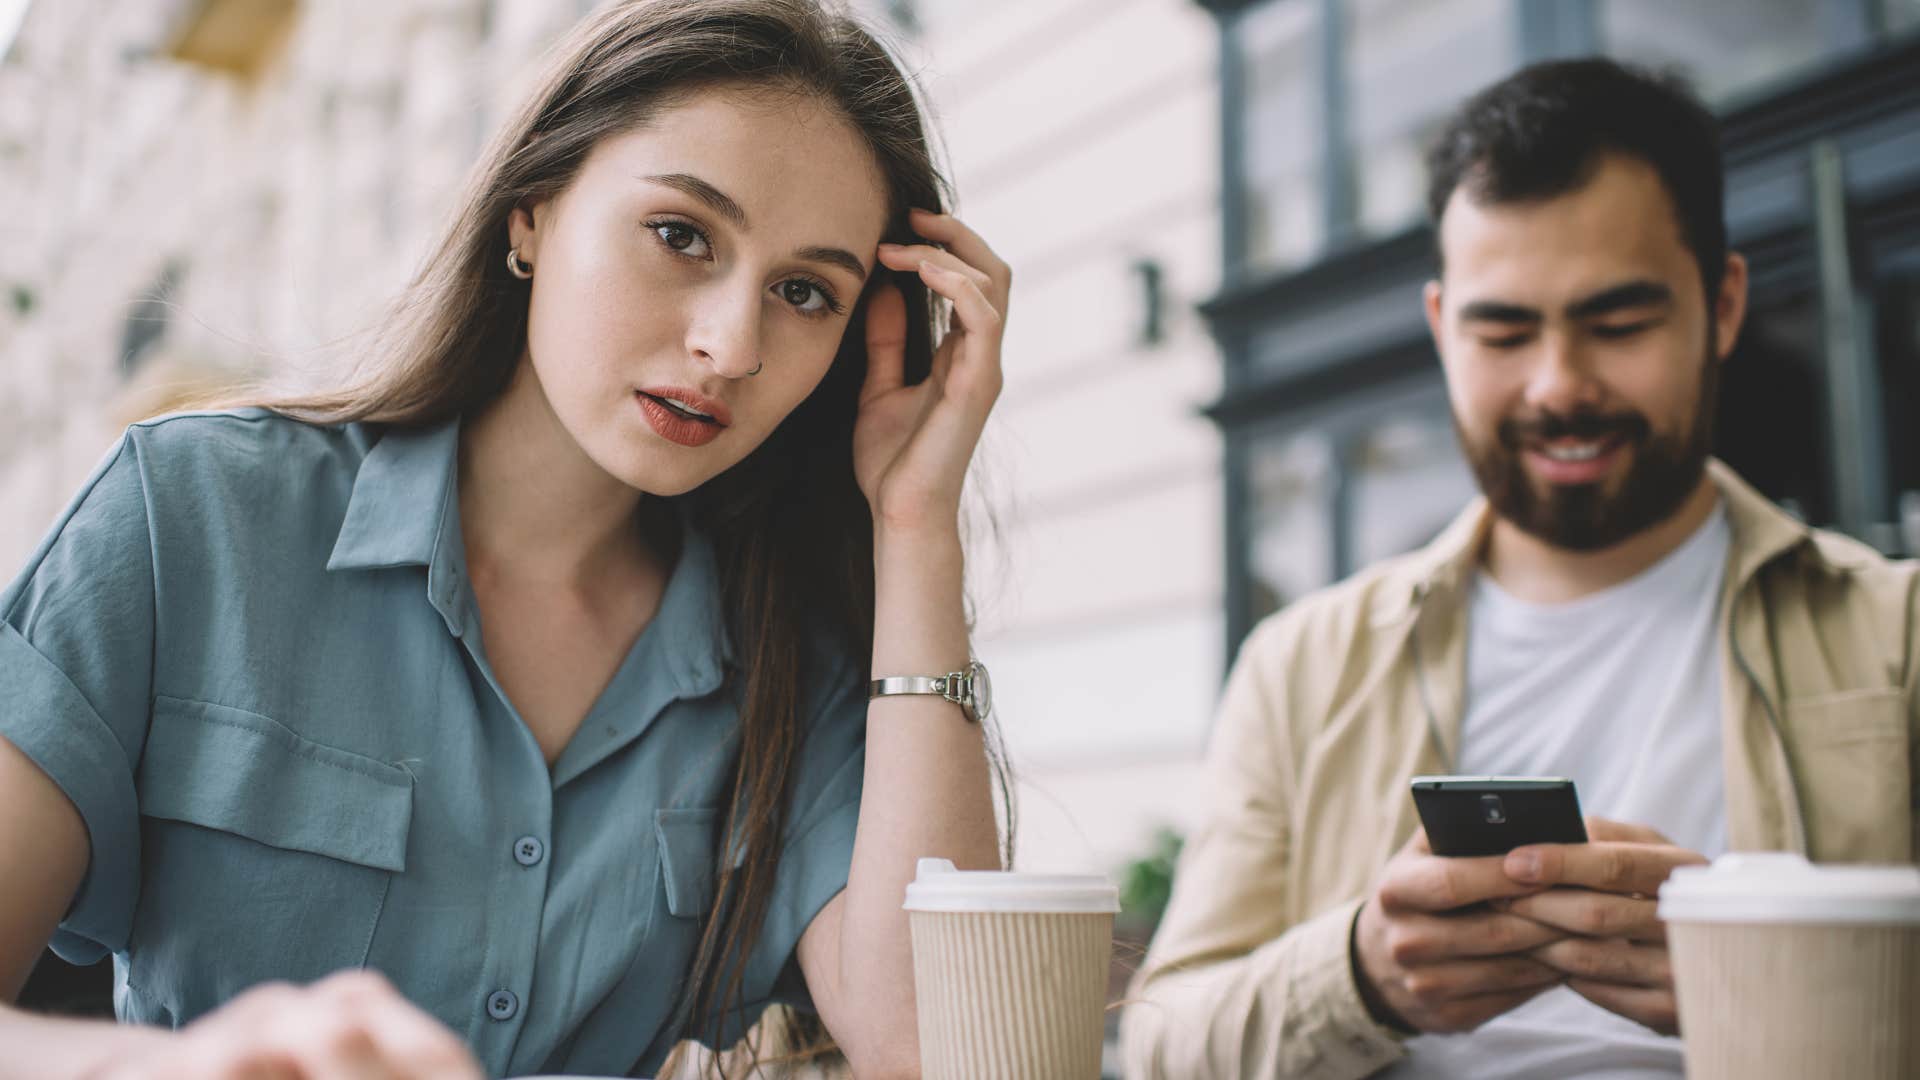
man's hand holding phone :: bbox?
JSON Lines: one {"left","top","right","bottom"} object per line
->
{"left": 1352, "top": 828, "right": 1568, "bottom": 1034}
{"left": 1499, "top": 818, "right": 1708, "bottom": 1035}
{"left": 1355, "top": 777, "right": 1707, "bottom": 1038}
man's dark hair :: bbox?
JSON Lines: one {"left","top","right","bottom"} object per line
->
{"left": 1425, "top": 58, "right": 1727, "bottom": 297}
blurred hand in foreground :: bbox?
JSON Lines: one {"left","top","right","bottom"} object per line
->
{"left": 93, "top": 969, "right": 483, "bottom": 1080}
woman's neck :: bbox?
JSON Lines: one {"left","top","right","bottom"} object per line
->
{"left": 458, "top": 360, "right": 652, "bottom": 590}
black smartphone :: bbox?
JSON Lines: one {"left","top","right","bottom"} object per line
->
{"left": 1410, "top": 776, "right": 1588, "bottom": 857}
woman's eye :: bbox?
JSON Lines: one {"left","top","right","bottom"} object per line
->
{"left": 778, "top": 278, "right": 834, "bottom": 315}
{"left": 650, "top": 222, "right": 710, "bottom": 258}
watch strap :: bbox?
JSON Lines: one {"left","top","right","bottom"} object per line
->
{"left": 868, "top": 673, "right": 968, "bottom": 704}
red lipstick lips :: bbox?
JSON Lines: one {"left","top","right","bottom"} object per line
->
{"left": 635, "top": 386, "right": 730, "bottom": 448}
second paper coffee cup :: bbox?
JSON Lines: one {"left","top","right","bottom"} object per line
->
{"left": 1660, "top": 852, "right": 1920, "bottom": 1080}
{"left": 903, "top": 857, "right": 1120, "bottom": 1080}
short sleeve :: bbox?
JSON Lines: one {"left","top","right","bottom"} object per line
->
{"left": 0, "top": 435, "right": 157, "bottom": 963}
{"left": 742, "top": 657, "right": 867, "bottom": 1013}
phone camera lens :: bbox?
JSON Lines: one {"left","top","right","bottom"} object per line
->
{"left": 1480, "top": 793, "right": 1507, "bottom": 825}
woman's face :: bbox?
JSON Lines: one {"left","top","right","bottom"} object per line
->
{"left": 507, "top": 86, "right": 890, "bottom": 496}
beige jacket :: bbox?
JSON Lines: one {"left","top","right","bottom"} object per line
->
{"left": 1120, "top": 462, "right": 1919, "bottom": 1079}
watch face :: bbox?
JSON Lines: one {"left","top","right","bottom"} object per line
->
{"left": 967, "top": 659, "right": 992, "bottom": 722}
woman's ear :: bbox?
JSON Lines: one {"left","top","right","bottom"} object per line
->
{"left": 506, "top": 198, "right": 547, "bottom": 263}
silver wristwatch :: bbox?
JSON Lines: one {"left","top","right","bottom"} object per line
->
{"left": 868, "top": 659, "right": 993, "bottom": 723}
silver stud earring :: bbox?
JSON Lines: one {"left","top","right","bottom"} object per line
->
{"left": 506, "top": 248, "right": 534, "bottom": 280}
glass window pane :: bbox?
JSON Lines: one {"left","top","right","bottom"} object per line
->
{"left": 1348, "top": 406, "right": 1478, "bottom": 567}
{"left": 1875, "top": 274, "right": 1919, "bottom": 555}
{"left": 1240, "top": 0, "right": 1324, "bottom": 271}
{"left": 1892, "top": 0, "right": 1920, "bottom": 36}
{"left": 1246, "top": 430, "right": 1335, "bottom": 623}
{"left": 1345, "top": 0, "right": 1514, "bottom": 237}
{"left": 1600, "top": 1, "right": 1840, "bottom": 105}
{"left": 1715, "top": 293, "right": 1830, "bottom": 525}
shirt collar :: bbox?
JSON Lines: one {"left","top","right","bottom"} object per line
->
{"left": 1375, "top": 457, "right": 1818, "bottom": 627}
{"left": 326, "top": 420, "right": 471, "bottom": 635}
{"left": 327, "top": 420, "right": 461, "bottom": 574}
{"left": 326, "top": 418, "right": 733, "bottom": 683}
{"left": 646, "top": 519, "right": 735, "bottom": 692}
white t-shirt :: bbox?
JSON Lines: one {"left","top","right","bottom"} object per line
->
{"left": 1386, "top": 506, "right": 1731, "bottom": 1079}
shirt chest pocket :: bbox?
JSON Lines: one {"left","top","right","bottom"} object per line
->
{"left": 646, "top": 807, "right": 725, "bottom": 1007}
{"left": 1782, "top": 688, "right": 1912, "bottom": 863}
{"left": 127, "top": 697, "right": 413, "bottom": 1014}
{"left": 655, "top": 808, "right": 721, "bottom": 921}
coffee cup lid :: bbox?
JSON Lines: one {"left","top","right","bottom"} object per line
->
{"left": 902, "top": 858, "right": 1121, "bottom": 914}
{"left": 1658, "top": 853, "right": 1920, "bottom": 925}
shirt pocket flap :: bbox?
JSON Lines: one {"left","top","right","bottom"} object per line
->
{"left": 139, "top": 696, "right": 414, "bottom": 872}
{"left": 1782, "top": 687, "right": 1907, "bottom": 743}
{"left": 654, "top": 807, "right": 720, "bottom": 919}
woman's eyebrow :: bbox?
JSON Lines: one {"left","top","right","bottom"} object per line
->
{"left": 798, "top": 245, "right": 869, "bottom": 282}
{"left": 643, "top": 172, "right": 748, "bottom": 228}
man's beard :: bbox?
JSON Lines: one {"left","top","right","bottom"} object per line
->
{"left": 1458, "top": 346, "right": 1719, "bottom": 553}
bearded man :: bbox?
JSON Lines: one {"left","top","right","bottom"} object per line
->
{"left": 1121, "top": 57, "right": 1919, "bottom": 1080}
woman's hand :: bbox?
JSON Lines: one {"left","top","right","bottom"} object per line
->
{"left": 94, "top": 969, "right": 483, "bottom": 1080}
{"left": 853, "top": 209, "right": 1010, "bottom": 534}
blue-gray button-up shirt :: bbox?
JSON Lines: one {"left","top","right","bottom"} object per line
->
{"left": 0, "top": 409, "right": 867, "bottom": 1077}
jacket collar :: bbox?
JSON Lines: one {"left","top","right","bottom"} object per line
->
{"left": 1377, "top": 459, "right": 1821, "bottom": 626}
{"left": 325, "top": 419, "right": 733, "bottom": 682}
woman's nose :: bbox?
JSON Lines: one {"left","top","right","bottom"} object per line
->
{"left": 686, "top": 285, "right": 763, "bottom": 380}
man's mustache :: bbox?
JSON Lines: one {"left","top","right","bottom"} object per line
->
{"left": 1498, "top": 411, "right": 1651, "bottom": 449}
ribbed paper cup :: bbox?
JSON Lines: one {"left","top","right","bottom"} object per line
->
{"left": 1659, "top": 853, "right": 1920, "bottom": 1080}
{"left": 904, "top": 858, "right": 1119, "bottom": 1080}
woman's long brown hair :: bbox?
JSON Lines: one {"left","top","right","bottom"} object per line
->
{"left": 246, "top": 0, "right": 1011, "bottom": 1072}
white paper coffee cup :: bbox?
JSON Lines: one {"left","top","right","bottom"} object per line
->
{"left": 903, "top": 858, "right": 1119, "bottom": 1080}
{"left": 1659, "top": 853, "right": 1920, "bottom": 1080}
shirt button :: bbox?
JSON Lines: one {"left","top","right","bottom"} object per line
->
{"left": 486, "top": 988, "right": 519, "bottom": 1021}
{"left": 513, "top": 836, "right": 544, "bottom": 867}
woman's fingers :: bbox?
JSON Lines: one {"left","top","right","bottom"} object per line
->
{"left": 861, "top": 281, "right": 909, "bottom": 403}
{"left": 908, "top": 208, "right": 1011, "bottom": 294}
{"left": 876, "top": 243, "right": 994, "bottom": 298}
{"left": 149, "top": 970, "right": 484, "bottom": 1080}
{"left": 320, "top": 970, "right": 481, "bottom": 1079}
{"left": 912, "top": 261, "right": 1003, "bottom": 403}
{"left": 911, "top": 261, "right": 1002, "bottom": 337}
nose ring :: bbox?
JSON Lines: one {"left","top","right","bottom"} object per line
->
{"left": 746, "top": 360, "right": 764, "bottom": 377}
